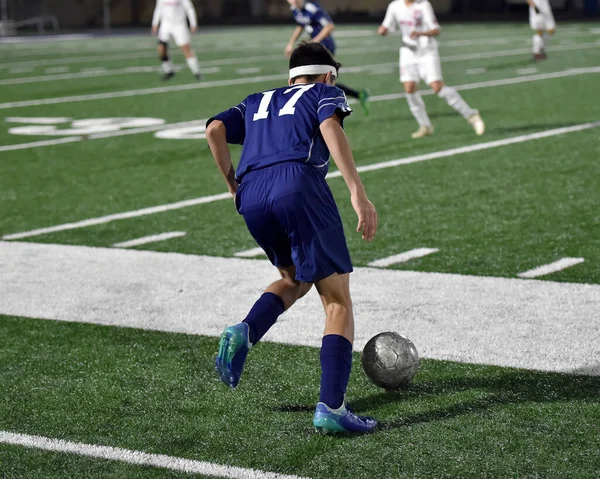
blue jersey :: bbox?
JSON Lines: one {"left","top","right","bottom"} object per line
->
{"left": 209, "top": 83, "right": 352, "bottom": 181}
{"left": 291, "top": 1, "right": 336, "bottom": 54}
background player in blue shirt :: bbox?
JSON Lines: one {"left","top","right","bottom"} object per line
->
{"left": 284, "top": 0, "right": 371, "bottom": 115}
{"left": 206, "top": 42, "right": 378, "bottom": 434}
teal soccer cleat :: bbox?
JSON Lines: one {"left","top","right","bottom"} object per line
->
{"left": 358, "top": 89, "right": 370, "bottom": 116}
{"left": 215, "top": 323, "right": 250, "bottom": 389}
{"left": 313, "top": 402, "right": 377, "bottom": 434}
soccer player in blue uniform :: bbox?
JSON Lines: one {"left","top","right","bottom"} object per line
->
{"left": 206, "top": 42, "right": 378, "bottom": 434}
{"left": 285, "top": 0, "right": 371, "bottom": 115}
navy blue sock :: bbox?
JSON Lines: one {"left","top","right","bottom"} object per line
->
{"left": 242, "top": 292, "right": 285, "bottom": 345}
{"left": 319, "top": 334, "right": 353, "bottom": 410}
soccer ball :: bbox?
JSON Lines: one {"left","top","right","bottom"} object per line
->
{"left": 361, "top": 332, "right": 419, "bottom": 390}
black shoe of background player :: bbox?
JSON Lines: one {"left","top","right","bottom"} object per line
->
{"left": 162, "top": 71, "right": 175, "bottom": 80}
{"left": 195, "top": 73, "right": 202, "bottom": 81}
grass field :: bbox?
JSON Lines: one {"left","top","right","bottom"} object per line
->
{"left": 1, "top": 24, "right": 599, "bottom": 478}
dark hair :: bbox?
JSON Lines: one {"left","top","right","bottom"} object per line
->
{"left": 289, "top": 41, "right": 342, "bottom": 83}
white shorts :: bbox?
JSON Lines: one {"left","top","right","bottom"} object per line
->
{"left": 530, "top": 8, "right": 556, "bottom": 31}
{"left": 400, "top": 47, "right": 443, "bottom": 85}
{"left": 158, "top": 22, "right": 191, "bottom": 47}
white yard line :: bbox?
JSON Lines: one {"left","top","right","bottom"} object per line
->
{"left": 0, "top": 431, "right": 308, "bottom": 479}
{"left": 235, "top": 247, "right": 266, "bottom": 258}
{"left": 3, "top": 65, "right": 595, "bottom": 152}
{"left": 327, "top": 121, "right": 600, "bottom": 177}
{"left": 518, "top": 258, "right": 585, "bottom": 279}
{"left": 4, "top": 120, "right": 599, "bottom": 240}
{"left": 0, "top": 73, "right": 286, "bottom": 110}
{"left": 364, "top": 67, "right": 600, "bottom": 103}
{"left": 0, "top": 136, "right": 83, "bottom": 152}
{"left": 466, "top": 68, "right": 486, "bottom": 75}
{"left": 0, "top": 65, "right": 222, "bottom": 86}
{"left": 2, "top": 193, "right": 231, "bottom": 240}
{"left": 113, "top": 232, "right": 187, "bottom": 248}
{"left": 1, "top": 40, "right": 597, "bottom": 101}
{"left": 368, "top": 248, "right": 439, "bottom": 267}
{"left": 516, "top": 67, "right": 538, "bottom": 75}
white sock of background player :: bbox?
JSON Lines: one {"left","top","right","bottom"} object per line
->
{"left": 406, "top": 92, "right": 432, "bottom": 128}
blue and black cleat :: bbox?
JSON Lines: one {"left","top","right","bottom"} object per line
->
{"left": 313, "top": 402, "right": 377, "bottom": 434}
{"left": 215, "top": 323, "right": 250, "bottom": 389}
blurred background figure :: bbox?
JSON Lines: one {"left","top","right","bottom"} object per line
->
{"left": 152, "top": 0, "right": 202, "bottom": 80}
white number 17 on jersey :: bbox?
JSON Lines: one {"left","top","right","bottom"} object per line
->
{"left": 253, "top": 84, "right": 316, "bottom": 121}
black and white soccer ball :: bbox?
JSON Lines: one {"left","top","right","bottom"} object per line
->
{"left": 361, "top": 332, "right": 419, "bottom": 390}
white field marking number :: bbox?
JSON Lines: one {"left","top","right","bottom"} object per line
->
{"left": 5, "top": 116, "right": 207, "bottom": 140}
{"left": 7, "top": 117, "right": 165, "bottom": 136}
{"left": 253, "top": 84, "right": 316, "bottom": 121}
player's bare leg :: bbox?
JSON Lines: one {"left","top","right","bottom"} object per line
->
{"left": 180, "top": 43, "right": 202, "bottom": 80}
{"left": 542, "top": 29, "right": 555, "bottom": 59}
{"left": 533, "top": 29, "right": 546, "bottom": 61}
{"left": 157, "top": 41, "right": 175, "bottom": 80}
{"left": 312, "top": 273, "right": 377, "bottom": 434}
{"left": 404, "top": 81, "right": 434, "bottom": 139}
{"left": 215, "top": 265, "right": 311, "bottom": 388}
{"left": 431, "top": 80, "right": 485, "bottom": 136}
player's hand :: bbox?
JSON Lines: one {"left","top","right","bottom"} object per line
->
{"left": 352, "top": 194, "right": 378, "bottom": 242}
{"left": 151, "top": 25, "right": 158, "bottom": 35}
{"left": 410, "top": 30, "right": 420, "bottom": 39}
{"left": 284, "top": 44, "right": 294, "bottom": 58}
{"left": 191, "top": 26, "right": 197, "bottom": 34}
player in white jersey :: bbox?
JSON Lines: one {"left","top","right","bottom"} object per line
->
{"left": 377, "top": 0, "right": 484, "bottom": 139}
{"left": 528, "top": 0, "right": 556, "bottom": 61}
{"left": 151, "top": 0, "right": 202, "bottom": 80}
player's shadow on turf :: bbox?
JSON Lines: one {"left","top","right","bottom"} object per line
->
{"left": 350, "top": 369, "right": 600, "bottom": 431}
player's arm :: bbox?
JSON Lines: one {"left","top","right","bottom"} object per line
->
{"left": 410, "top": 28, "right": 440, "bottom": 39}
{"left": 527, "top": 0, "right": 540, "bottom": 12}
{"left": 205, "top": 103, "right": 246, "bottom": 198}
{"left": 411, "top": 3, "right": 440, "bottom": 38}
{"left": 285, "top": 26, "right": 304, "bottom": 57}
{"left": 206, "top": 121, "right": 237, "bottom": 197}
{"left": 377, "top": 5, "right": 396, "bottom": 37}
{"left": 311, "top": 22, "right": 335, "bottom": 44}
{"left": 183, "top": 0, "right": 198, "bottom": 33}
{"left": 151, "top": 0, "right": 161, "bottom": 34}
{"left": 320, "top": 115, "right": 378, "bottom": 242}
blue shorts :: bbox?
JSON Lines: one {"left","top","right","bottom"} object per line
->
{"left": 236, "top": 162, "right": 353, "bottom": 283}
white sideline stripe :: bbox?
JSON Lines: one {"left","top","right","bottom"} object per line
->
{"left": 113, "top": 232, "right": 187, "bottom": 248}
{"left": 4, "top": 120, "right": 599, "bottom": 240}
{"left": 1, "top": 242, "right": 599, "bottom": 375}
{"left": 326, "top": 121, "right": 600, "bottom": 178}
{"left": 518, "top": 258, "right": 585, "bottom": 279}
{"left": 368, "top": 248, "right": 439, "bottom": 267}
{"left": 466, "top": 68, "right": 486, "bottom": 75}
{"left": 234, "top": 247, "right": 266, "bottom": 258}
{"left": 0, "top": 431, "right": 309, "bottom": 479}
{"left": 0, "top": 136, "right": 83, "bottom": 152}
{"left": 2, "top": 42, "right": 598, "bottom": 109}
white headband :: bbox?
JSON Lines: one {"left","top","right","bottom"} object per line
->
{"left": 289, "top": 64, "right": 337, "bottom": 80}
